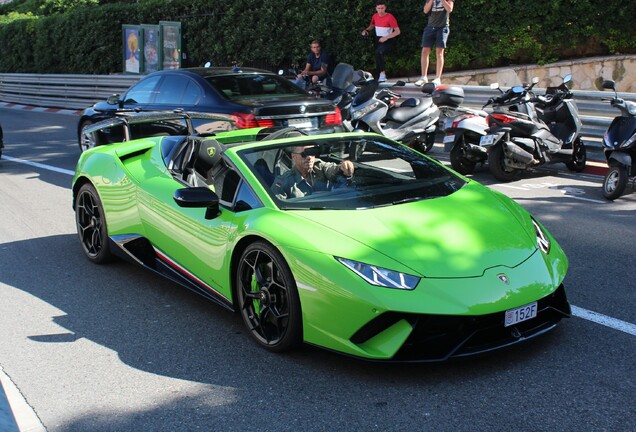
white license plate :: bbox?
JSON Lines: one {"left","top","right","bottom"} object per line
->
{"left": 443, "top": 134, "right": 455, "bottom": 144}
{"left": 504, "top": 302, "right": 538, "bottom": 327}
{"left": 288, "top": 118, "right": 313, "bottom": 128}
{"left": 480, "top": 134, "right": 496, "bottom": 146}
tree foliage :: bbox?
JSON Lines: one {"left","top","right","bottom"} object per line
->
{"left": 0, "top": 0, "right": 634, "bottom": 74}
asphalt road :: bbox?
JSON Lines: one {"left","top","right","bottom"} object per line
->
{"left": 0, "top": 108, "right": 634, "bottom": 432}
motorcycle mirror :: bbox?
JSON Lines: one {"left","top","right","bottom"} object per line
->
{"left": 601, "top": 79, "right": 616, "bottom": 91}
{"left": 421, "top": 82, "right": 436, "bottom": 94}
{"left": 563, "top": 74, "right": 572, "bottom": 84}
{"left": 278, "top": 69, "right": 284, "bottom": 75}
{"left": 204, "top": 61, "right": 212, "bottom": 68}
{"left": 531, "top": 77, "right": 540, "bottom": 84}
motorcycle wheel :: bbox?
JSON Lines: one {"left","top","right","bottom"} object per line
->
{"left": 450, "top": 144, "right": 476, "bottom": 175}
{"left": 565, "top": 138, "right": 586, "bottom": 172}
{"left": 412, "top": 132, "right": 436, "bottom": 153}
{"left": 488, "top": 143, "right": 521, "bottom": 182}
{"left": 602, "top": 165, "right": 628, "bottom": 200}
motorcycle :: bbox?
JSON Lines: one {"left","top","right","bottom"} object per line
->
{"left": 434, "top": 85, "right": 489, "bottom": 174}
{"left": 599, "top": 79, "right": 636, "bottom": 200}
{"left": 317, "top": 63, "right": 439, "bottom": 153}
{"left": 480, "top": 74, "right": 586, "bottom": 182}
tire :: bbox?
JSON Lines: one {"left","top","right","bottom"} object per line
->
{"left": 487, "top": 143, "right": 521, "bottom": 182}
{"left": 602, "top": 165, "right": 628, "bottom": 200}
{"left": 565, "top": 138, "right": 586, "bottom": 172}
{"left": 412, "top": 132, "right": 436, "bottom": 153}
{"left": 236, "top": 241, "right": 302, "bottom": 352}
{"left": 78, "top": 120, "right": 96, "bottom": 152}
{"left": 450, "top": 143, "right": 476, "bottom": 175}
{"left": 75, "top": 183, "right": 114, "bottom": 264}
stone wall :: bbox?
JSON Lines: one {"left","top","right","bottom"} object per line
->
{"left": 439, "top": 55, "right": 636, "bottom": 92}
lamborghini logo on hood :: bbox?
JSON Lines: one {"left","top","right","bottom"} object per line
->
{"left": 207, "top": 147, "right": 216, "bottom": 157}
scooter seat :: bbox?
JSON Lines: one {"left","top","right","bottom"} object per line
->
{"left": 385, "top": 98, "right": 432, "bottom": 123}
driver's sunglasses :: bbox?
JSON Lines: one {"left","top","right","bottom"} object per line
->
{"left": 292, "top": 151, "right": 312, "bottom": 158}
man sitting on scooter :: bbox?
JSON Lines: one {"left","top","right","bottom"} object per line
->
{"left": 296, "top": 40, "right": 332, "bottom": 88}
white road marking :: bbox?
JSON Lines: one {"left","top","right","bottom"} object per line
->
{"left": 571, "top": 305, "right": 636, "bottom": 336}
{"left": 2, "top": 155, "right": 75, "bottom": 176}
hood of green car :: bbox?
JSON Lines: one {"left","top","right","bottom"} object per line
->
{"left": 293, "top": 184, "right": 537, "bottom": 278}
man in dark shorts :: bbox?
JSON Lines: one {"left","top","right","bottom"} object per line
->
{"left": 296, "top": 40, "right": 332, "bottom": 88}
{"left": 415, "top": 0, "right": 454, "bottom": 86}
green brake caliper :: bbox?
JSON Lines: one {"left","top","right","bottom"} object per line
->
{"left": 250, "top": 272, "right": 261, "bottom": 315}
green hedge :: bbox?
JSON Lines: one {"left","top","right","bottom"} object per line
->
{"left": 1, "top": 0, "right": 634, "bottom": 75}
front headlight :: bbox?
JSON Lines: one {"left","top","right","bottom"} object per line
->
{"left": 352, "top": 101, "right": 381, "bottom": 120}
{"left": 336, "top": 257, "right": 420, "bottom": 290}
{"left": 531, "top": 218, "right": 551, "bottom": 254}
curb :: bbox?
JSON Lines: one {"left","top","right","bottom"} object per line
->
{"left": 0, "top": 367, "right": 45, "bottom": 432}
{"left": 0, "top": 101, "right": 82, "bottom": 116}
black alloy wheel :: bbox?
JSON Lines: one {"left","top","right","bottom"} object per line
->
{"left": 236, "top": 241, "right": 302, "bottom": 352}
{"left": 78, "top": 120, "right": 96, "bottom": 152}
{"left": 565, "top": 138, "right": 587, "bottom": 172}
{"left": 602, "top": 165, "right": 628, "bottom": 200}
{"left": 75, "top": 183, "right": 113, "bottom": 263}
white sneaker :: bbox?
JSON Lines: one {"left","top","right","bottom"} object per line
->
{"left": 432, "top": 78, "right": 441, "bottom": 86}
{"left": 378, "top": 72, "right": 387, "bottom": 82}
{"left": 414, "top": 76, "right": 428, "bottom": 86}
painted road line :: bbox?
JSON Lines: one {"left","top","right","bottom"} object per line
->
{"left": 572, "top": 305, "right": 636, "bottom": 336}
{"left": 0, "top": 366, "right": 45, "bottom": 432}
{"left": 3, "top": 155, "right": 75, "bottom": 176}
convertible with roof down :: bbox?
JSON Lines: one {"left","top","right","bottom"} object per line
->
{"left": 72, "top": 115, "right": 571, "bottom": 361}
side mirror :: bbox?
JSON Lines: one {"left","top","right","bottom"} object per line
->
{"left": 278, "top": 69, "right": 284, "bottom": 75}
{"left": 173, "top": 187, "right": 220, "bottom": 219}
{"left": 563, "top": 74, "right": 572, "bottom": 84}
{"left": 531, "top": 77, "right": 540, "bottom": 84}
{"left": 204, "top": 61, "right": 212, "bottom": 68}
{"left": 421, "top": 82, "right": 436, "bottom": 94}
{"left": 107, "top": 94, "right": 121, "bottom": 105}
{"left": 490, "top": 82, "right": 500, "bottom": 90}
{"left": 601, "top": 79, "right": 616, "bottom": 91}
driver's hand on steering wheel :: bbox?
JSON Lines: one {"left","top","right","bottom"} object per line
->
{"left": 339, "top": 160, "right": 354, "bottom": 177}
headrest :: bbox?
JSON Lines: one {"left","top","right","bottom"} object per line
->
{"left": 197, "top": 138, "right": 224, "bottom": 169}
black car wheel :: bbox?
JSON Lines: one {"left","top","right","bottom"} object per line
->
{"left": 236, "top": 241, "right": 302, "bottom": 352}
{"left": 565, "top": 138, "right": 586, "bottom": 172}
{"left": 78, "top": 120, "right": 96, "bottom": 152}
{"left": 450, "top": 143, "right": 476, "bottom": 175}
{"left": 602, "top": 165, "right": 628, "bottom": 200}
{"left": 75, "top": 183, "right": 113, "bottom": 263}
{"left": 488, "top": 143, "right": 521, "bottom": 182}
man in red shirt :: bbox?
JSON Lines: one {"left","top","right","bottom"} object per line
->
{"left": 361, "top": 1, "right": 401, "bottom": 82}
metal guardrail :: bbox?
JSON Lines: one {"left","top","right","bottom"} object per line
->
{"left": 1, "top": 73, "right": 635, "bottom": 143}
{"left": 0, "top": 73, "right": 141, "bottom": 110}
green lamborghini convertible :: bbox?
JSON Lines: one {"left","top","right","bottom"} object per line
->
{"left": 72, "top": 116, "right": 571, "bottom": 361}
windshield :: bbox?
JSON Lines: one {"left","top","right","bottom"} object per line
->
{"left": 206, "top": 74, "right": 308, "bottom": 100}
{"left": 239, "top": 135, "right": 466, "bottom": 210}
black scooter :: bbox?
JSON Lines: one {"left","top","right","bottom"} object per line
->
{"left": 481, "top": 75, "right": 586, "bottom": 182}
{"left": 599, "top": 79, "right": 636, "bottom": 200}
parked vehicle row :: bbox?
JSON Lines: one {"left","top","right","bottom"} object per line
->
{"left": 76, "top": 67, "right": 634, "bottom": 200}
